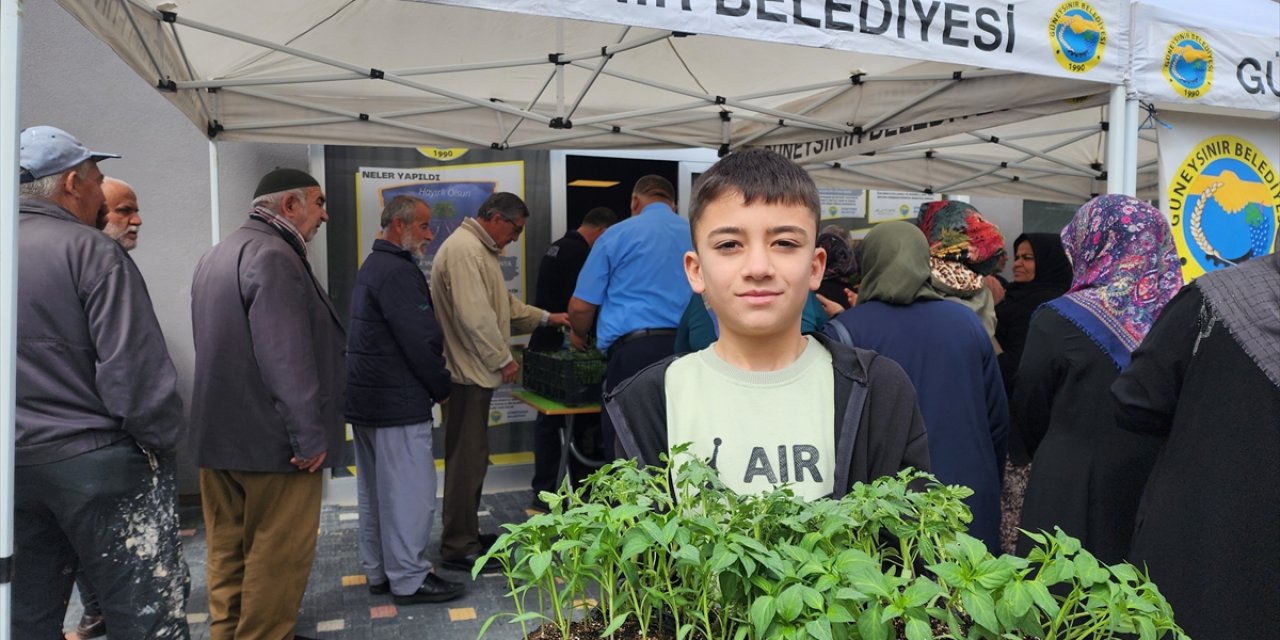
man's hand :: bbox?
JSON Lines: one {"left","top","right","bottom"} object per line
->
{"left": 815, "top": 293, "right": 844, "bottom": 318}
{"left": 500, "top": 359, "right": 520, "bottom": 384}
{"left": 291, "top": 451, "right": 327, "bottom": 473}
{"left": 547, "top": 312, "right": 570, "bottom": 328}
{"left": 568, "top": 330, "right": 588, "bottom": 352}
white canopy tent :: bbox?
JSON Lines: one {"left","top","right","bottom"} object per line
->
{"left": 1, "top": 0, "right": 1275, "bottom": 632}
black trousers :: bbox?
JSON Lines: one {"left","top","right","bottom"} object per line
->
{"left": 602, "top": 333, "right": 677, "bottom": 459}
{"left": 531, "top": 413, "right": 602, "bottom": 495}
{"left": 13, "top": 440, "right": 189, "bottom": 640}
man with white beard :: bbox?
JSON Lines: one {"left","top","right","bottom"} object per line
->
{"left": 100, "top": 177, "right": 142, "bottom": 251}
{"left": 344, "top": 195, "right": 464, "bottom": 604}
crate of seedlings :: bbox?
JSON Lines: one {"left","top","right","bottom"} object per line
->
{"left": 522, "top": 349, "right": 608, "bottom": 406}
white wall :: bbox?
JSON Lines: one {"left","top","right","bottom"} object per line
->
{"left": 20, "top": 3, "right": 309, "bottom": 493}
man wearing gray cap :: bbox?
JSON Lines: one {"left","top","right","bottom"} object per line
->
{"left": 14, "top": 126, "right": 189, "bottom": 638}
{"left": 190, "top": 168, "right": 345, "bottom": 639}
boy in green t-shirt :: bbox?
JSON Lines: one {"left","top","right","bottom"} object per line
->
{"left": 605, "top": 149, "right": 929, "bottom": 498}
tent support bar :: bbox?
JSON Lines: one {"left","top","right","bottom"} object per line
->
{"left": 168, "top": 20, "right": 212, "bottom": 123}
{"left": 0, "top": 0, "right": 20, "bottom": 634}
{"left": 573, "top": 99, "right": 712, "bottom": 127}
{"left": 175, "top": 57, "right": 551, "bottom": 90}
{"left": 889, "top": 125, "right": 1100, "bottom": 153}
{"left": 1123, "top": 98, "right": 1139, "bottom": 195}
{"left": 736, "top": 84, "right": 855, "bottom": 147}
{"left": 934, "top": 164, "right": 1007, "bottom": 193}
{"left": 570, "top": 62, "right": 850, "bottom": 133}
{"left": 560, "top": 29, "right": 670, "bottom": 63}
{"left": 968, "top": 132, "right": 1099, "bottom": 177}
{"left": 555, "top": 22, "right": 565, "bottom": 120}
{"left": 209, "top": 140, "right": 220, "bottom": 244}
{"left": 829, "top": 164, "right": 925, "bottom": 192}
{"left": 116, "top": 0, "right": 166, "bottom": 83}
{"left": 227, "top": 87, "right": 493, "bottom": 147}
{"left": 224, "top": 102, "right": 479, "bottom": 132}
{"left": 858, "top": 77, "right": 960, "bottom": 134}
{"left": 164, "top": 11, "right": 555, "bottom": 126}
{"left": 565, "top": 27, "right": 629, "bottom": 122}
{"left": 732, "top": 78, "right": 851, "bottom": 101}
{"left": 500, "top": 68, "right": 558, "bottom": 145}
{"left": 1106, "top": 86, "right": 1126, "bottom": 194}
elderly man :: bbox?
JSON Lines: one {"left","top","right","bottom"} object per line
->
{"left": 346, "top": 196, "right": 464, "bottom": 604}
{"left": 568, "top": 175, "right": 692, "bottom": 457}
{"left": 190, "top": 168, "right": 345, "bottom": 639}
{"left": 430, "top": 192, "right": 568, "bottom": 572}
{"left": 99, "top": 177, "right": 143, "bottom": 251}
{"left": 70, "top": 175, "right": 149, "bottom": 640}
{"left": 14, "top": 126, "right": 189, "bottom": 638}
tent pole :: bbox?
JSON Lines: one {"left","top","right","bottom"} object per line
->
{"left": 1106, "top": 85, "right": 1126, "bottom": 194}
{"left": 209, "top": 139, "right": 221, "bottom": 244}
{"left": 1123, "top": 98, "right": 1140, "bottom": 196}
{"left": 0, "top": 0, "right": 22, "bottom": 635}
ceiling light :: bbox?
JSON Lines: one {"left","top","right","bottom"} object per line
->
{"left": 568, "top": 179, "right": 620, "bottom": 188}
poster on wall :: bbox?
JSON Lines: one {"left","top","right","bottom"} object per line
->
{"left": 867, "top": 190, "right": 941, "bottom": 223}
{"left": 354, "top": 160, "right": 536, "bottom": 431}
{"left": 1158, "top": 112, "right": 1280, "bottom": 282}
{"left": 818, "top": 188, "right": 866, "bottom": 221}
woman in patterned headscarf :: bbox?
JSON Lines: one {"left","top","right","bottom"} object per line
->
{"left": 916, "top": 200, "right": 1006, "bottom": 348}
{"left": 1012, "top": 194, "right": 1183, "bottom": 563}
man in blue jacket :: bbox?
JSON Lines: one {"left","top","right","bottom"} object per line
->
{"left": 346, "top": 195, "right": 464, "bottom": 604}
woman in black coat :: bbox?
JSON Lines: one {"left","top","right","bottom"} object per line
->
{"left": 994, "top": 233, "right": 1070, "bottom": 553}
{"left": 1012, "top": 195, "right": 1182, "bottom": 564}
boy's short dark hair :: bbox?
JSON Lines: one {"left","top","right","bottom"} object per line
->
{"left": 688, "top": 148, "right": 821, "bottom": 245}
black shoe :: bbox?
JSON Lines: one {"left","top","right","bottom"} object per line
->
{"left": 76, "top": 614, "right": 106, "bottom": 639}
{"left": 527, "top": 496, "right": 550, "bottom": 513}
{"left": 392, "top": 573, "right": 466, "bottom": 605}
{"left": 368, "top": 580, "right": 390, "bottom": 595}
{"left": 479, "top": 532, "right": 499, "bottom": 550}
{"left": 441, "top": 552, "right": 503, "bottom": 574}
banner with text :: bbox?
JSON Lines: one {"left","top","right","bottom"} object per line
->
{"left": 1131, "top": 1, "right": 1280, "bottom": 114}
{"left": 1158, "top": 112, "right": 1280, "bottom": 281}
{"left": 355, "top": 161, "right": 537, "bottom": 426}
{"left": 418, "top": 0, "right": 1128, "bottom": 82}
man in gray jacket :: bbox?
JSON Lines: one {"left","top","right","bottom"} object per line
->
{"left": 190, "top": 168, "right": 345, "bottom": 639}
{"left": 14, "top": 126, "right": 189, "bottom": 638}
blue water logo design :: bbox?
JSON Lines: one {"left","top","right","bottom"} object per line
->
{"left": 1163, "top": 32, "right": 1214, "bottom": 99}
{"left": 1049, "top": 2, "right": 1106, "bottom": 73}
{"left": 1179, "top": 160, "right": 1276, "bottom": 274}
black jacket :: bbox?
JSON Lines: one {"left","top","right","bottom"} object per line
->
{"left": 345, "top": 240, "right": 451, "bottom": 427}
{"left": 605, "top": 333, "right": 930, "bottom": 498}
{"left": 529, "top": 230, "right": 589, "bottom": 351}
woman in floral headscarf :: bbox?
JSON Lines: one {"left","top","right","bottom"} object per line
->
{"left": 1012, "top": 194, "right": 1183, "bottom": 563}
{"left": 916, "top": 201, "right": 1006, "bottom": 347}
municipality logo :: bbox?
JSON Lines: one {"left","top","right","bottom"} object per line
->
{"left": 1168, "top": 135, "right": 1280, "bottom": 279}
{"left": 1048, "top": 1, "right": 1106, "bottom": 74}
{"left": 1163, "top": 31, "right": 1213, "bottom": 99}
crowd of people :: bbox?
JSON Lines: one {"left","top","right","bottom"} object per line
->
{"left": 12, "top": 126, "right": 1277, "bottom": 640}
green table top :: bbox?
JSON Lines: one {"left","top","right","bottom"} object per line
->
{"left": 511, "top": 389, "right": 602, "bottom": 415}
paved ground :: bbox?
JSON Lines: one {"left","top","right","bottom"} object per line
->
{"left": 65, "top": 489, "right": 544, "bottom": 640}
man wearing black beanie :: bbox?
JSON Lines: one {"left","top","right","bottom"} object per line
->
{"left": 189, "top": 167, "right": 346, "bottom": 639}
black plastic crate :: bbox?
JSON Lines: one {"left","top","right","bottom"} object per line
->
{"left": 523, "top": 349, "right": 608, "bottom": 406}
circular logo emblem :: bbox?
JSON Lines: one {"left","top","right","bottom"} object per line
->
{"left": 1048, "top": 1, "right": 1107, "bottom": 73}
{"left": 1168, "top": 135, "right": 1280, "bottom": 280}
{"left": 1162, "top": 31, "right": 1213, "bottom": 99}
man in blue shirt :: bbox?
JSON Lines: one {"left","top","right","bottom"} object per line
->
{"left": 568, "top": 175, "right": 692, "bottom": 457}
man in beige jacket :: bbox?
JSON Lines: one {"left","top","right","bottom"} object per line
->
{"left": 430, "top": 192, "right": 568, "bottom": 571}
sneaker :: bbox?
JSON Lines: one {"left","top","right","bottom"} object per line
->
{"left": 75, "top": 613, "right": 106, "bottom": 639}
{"left": 392, "top": 573, "right": 466, "bottom": 605}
